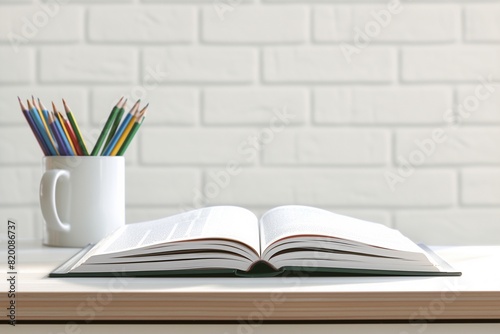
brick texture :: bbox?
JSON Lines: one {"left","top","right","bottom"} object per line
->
{"left": 402, "top": 46, "right": 500, "bottom": 82}
{"left": 203, "top": 88, "right": 307, "bottom": 124}
{"left": 314, "top": 5, "right": 459, "bottom": 42}
{"left": 89, "top": 6, "right": 195, "bottom": 42}
{"left": 262, "top": 129, "right": 389, "bottom": 165}
{"left": 314, "top": 87, "right": 452, "bottom": 124}
{"left": 465, "top": 5, "right": 500, "bottom": 41}
{"left": 0, "top": 5, "right": 83, "bottom": 43}
{"left": 40, "top": 46, "right": 137, "bottom": 83}
{"left": 264, "top": 47, "right": 396, "bottom": 82}
{"left": 143, "top": 47, "right": 256, "bottom": 83}
{"left": 202, "top": 6, "right": 308, "bottom": 43}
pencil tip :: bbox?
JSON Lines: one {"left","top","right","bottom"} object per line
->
{"left": 31, "top": 95, "right": 39, "bottom": 109}
{"left": 51, "top": 101, "right": 57, "bottom": 112}
{"left": 27, "top": 99, "right": 33, "bottom": 109}
{"left": 61, "top": 99, "right": 71, "bottom": 113}
{"left": 117, "top": 96, "right": 125, "bottom": 108}
{"left": 132, "top": 101, "right": 141, "bottom": 113}
{"left": 17, "top": 97, "right": 27, "bottom": 111}
{"left": 137, "top": 103, "right": 149, "bottom": 117}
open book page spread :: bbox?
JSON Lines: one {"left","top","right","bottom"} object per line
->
{"left": 72, "top": 206, "right": 260, "bottom": 272}
{"left": 258, "top": 206, "right": 437, "bottom": 270}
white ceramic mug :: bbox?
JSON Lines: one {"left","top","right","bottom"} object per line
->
{"left": 40, "top": 156, "right": 125, "bottom": 247}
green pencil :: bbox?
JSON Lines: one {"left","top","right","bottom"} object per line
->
{"left": 91, "top": 97, "right": 124, "bottom": 156}
{"left": 104, "top": 98, "right": 130, "bottom": 149}
{"left": 117, "top": 104, "right": 147, "bottom": 156}
{"left": 62, "top": 99, "right": 89, "bottom": 156}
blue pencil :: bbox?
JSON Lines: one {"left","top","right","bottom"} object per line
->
{"left": 38, "top": 98, "right": 51, "bottom": 130}
{"left": 52, "top": 102, "right": 74, "bottom": 156}
{"left": 48, "top": 112, "right": 68, "bottom": 156}
{"left": 37, "top": 98, "right": 60, "bottom": 153}
{"left": 27, "top": 99, "right": 58, "bottom": 156}
{"left": 35, "top": 97, "right": 61, "bottom": 156}
{"left": 52, "top": 102, "right": 75, "bottom": 155}
{"left": 18, "top": 97, "right": 50, "bottom": 155}
{"left": 102, "top": 100, "right": 140, "bottom": 156}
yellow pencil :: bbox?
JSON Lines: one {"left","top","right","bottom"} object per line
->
{"left": 33, "top": 97, "right": 59, "bottom": 155}
{"left": 62, "top": 98, "right": 89, "bottom": 155}
{"left": 109, "top": 103, "right": 144, "bottom": 156}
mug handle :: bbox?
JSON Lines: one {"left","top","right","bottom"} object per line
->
{"left": 40, "top": 169, "right": 71, "bottom": 233}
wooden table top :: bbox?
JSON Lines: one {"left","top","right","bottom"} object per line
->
{"left": 2, "top": 241, "right": 500, "bottom": 323}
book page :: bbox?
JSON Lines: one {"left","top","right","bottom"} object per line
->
{"left": 259, "top": 205, "right": 424, "bottom": 254}
{"left": 93, "top": 206, "right": 261, "bottom": 256}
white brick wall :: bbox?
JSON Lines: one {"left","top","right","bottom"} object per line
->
{"left": 202, "top": 6, "right": 308, "bottom": 43}
{"left": 40, "top": 46, "right": 138, "bottom": 83}
{"left": 0, "top": 0, "right": 499, "bottom": 245}
{"left": 313, "top": 5, "right": 460, "bottom": 42}
{"left": 264, "top": 47, "right": 397, "bottom": 82}
{"left": 314, "top": 87, "right": 452, "bottom": 124}
{"left": 88, "top": 6, "right": 196, "bottom": 42}
{"left": 402, "top": 46, "right": 500, "bottom": 82}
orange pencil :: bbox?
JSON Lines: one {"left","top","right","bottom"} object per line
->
{"left": 55, "top": 111, "right": 77, "bottom": 155}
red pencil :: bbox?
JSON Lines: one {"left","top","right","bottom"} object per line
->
{"left": 58, "top": 111, "right": 83, "bottom": 156}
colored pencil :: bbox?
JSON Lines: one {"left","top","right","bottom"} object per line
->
{"left": 48, "top": 112, "right": 69, "bottom": 156}
{"left": 27, "top": 99, "right": 58, "bottom": 156}
{"left": 37, "top": 98, "right": 59, "bottom": 155}
{"left": 117, "top": 105, "right": 147, "bottom": 156}
{"left": 55, "top": 110, "right": 77, "bottom": 155}
{"left": 62, "top": 99, "right": 89, "bottom": 155}
{"left": 52, "top": 102, "right": 74, "bottom": 156}
{"left": 111, "top": 103, "right": 148, "bottom": 156}
{"left": 104, "top": 99, "right": 128, "bottom": 149}
{"left": 102, "top": 100, "right": 140, "bottom": 156}
{"left": 63, "top": 115, "right": 83, "bottom": 156}
{"left": 32, "top": 96, "right": 59, "bottom": 155}
{"left": 18, "top": 97, "right": 49, "bottom": 155}
{"left": 91, "top": 97, "right": 124, "bottom": 156}
{"left": 33, "top": 96, "right": 50, "bottom": 125}
{"left": 32, "top": 96, "right": 48, "bottom": 129}
{"left": 20, "top": 95, "right": 148, "bottom": 157}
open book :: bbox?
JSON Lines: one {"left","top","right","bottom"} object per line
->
{"left": 50, "top": 206, "right": 460, "bottom": 277}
